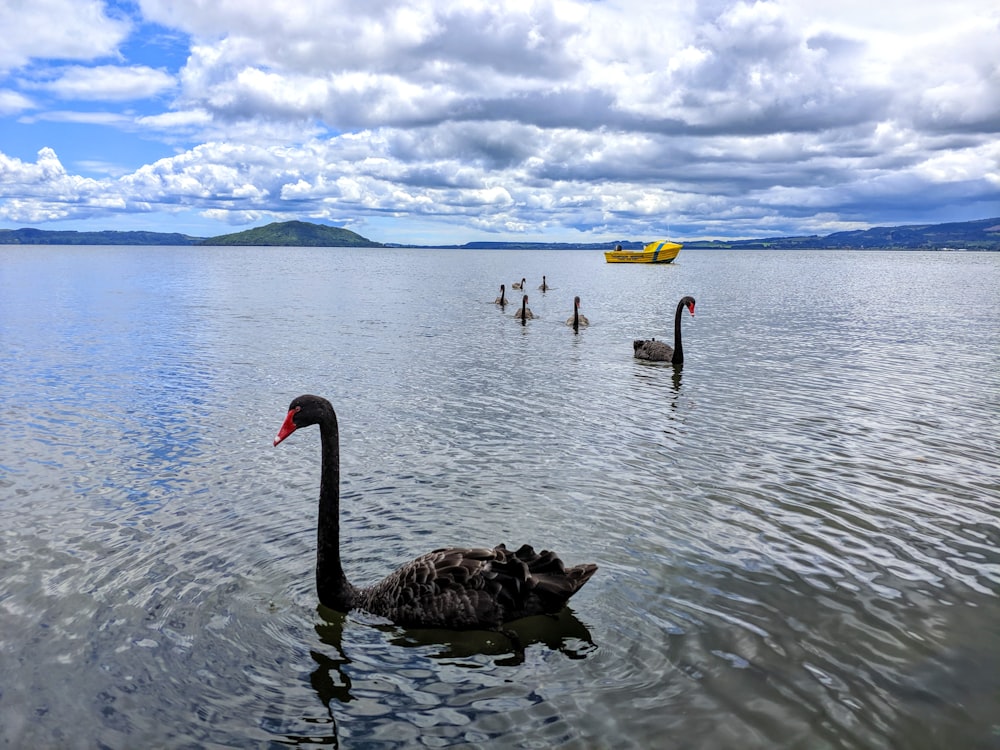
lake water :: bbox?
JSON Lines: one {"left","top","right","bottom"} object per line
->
{"left": 1, "top": 244, "right": 998, "bottom": 748}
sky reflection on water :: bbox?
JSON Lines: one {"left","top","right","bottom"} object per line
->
{"left": 1, "top": 246, "right": 998, "bottom": 748}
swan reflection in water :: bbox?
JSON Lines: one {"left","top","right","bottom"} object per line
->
{"left": 308, "top": 605, "right": 597, "bottom": 709}
{"left": 633, "top": 364, "right": 684, "bottom": 408}
{"left": 383, "top": 606, "right": 597, "bottom": 665}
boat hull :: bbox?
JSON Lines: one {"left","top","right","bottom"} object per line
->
{"left": 605, "top": 240, "right": 682, "bottom": 264}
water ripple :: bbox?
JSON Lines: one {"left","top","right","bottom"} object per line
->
{"left": 2, "top": 247, "right": 998, "bottom": 747}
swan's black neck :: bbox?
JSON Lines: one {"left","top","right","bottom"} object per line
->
{"left": 317, "top": 413, "right": 355, "bottom": 610}
{"left": 672, "top": 299, "right": 686, "bottom": 365}
{"left": 573, "top": 305, "right": 579, "bottom": 331}
{"left": 521, "top": 298, "right": 527, "bottom": 325}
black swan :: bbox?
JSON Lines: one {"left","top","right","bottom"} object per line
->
{"left": 539, "top": 275, "right": 548, "bottom": 292}
{"left": 274, "top": 395, "right": 597, "bottom": 629}
{"left": 566, "top": 296, "right": 589, "bottom": 329}
{"left": 494, "top": 284, "right": 507, "bottom": 306}
{"left": 633, "top": 295, "right": 696, "bottom": 364}
{"left": 512, "top": 277, "right": 525, "bottom": 290}
{"left": 513, "top": 294, "right": 534, "bottom": 321}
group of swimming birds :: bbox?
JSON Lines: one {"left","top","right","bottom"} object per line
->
{"left": 493, "top": 276, "right": 593, "bottom": 332}
{"left": 495, "top": 276, "right": 697, "bottom": 368}
{"left": 272, "top": 276, "right": 696, "bottom": 633}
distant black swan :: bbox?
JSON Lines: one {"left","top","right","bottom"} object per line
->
{"left": 539, "top": 275, "right": 548, "bottom": 292}
{"left": 566, "top": 296, "right": 589, "bottom": 329}
{"left": 274, "top": 395, "right": 597, "bottom": 629}
{"left": 633, "top": 296, "right": 696, "bottom": 364}
{"left": 513, "top": 294, "right": 534, "bottom": 322}
{"left": 512, "top": 277, "right": 525, "bottom": 290}
{"left": 494, "top": 284, "right": 508, "bottom": 306}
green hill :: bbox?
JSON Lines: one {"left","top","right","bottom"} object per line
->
{"left": 199, "top": 221, "right": 382, "bottom": 247}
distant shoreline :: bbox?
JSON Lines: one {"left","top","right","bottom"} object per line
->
{"left": 2, "top": 217, "right": 998, "bottom": 251}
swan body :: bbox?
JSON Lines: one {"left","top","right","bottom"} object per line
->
{"left": 513, "top": 294, "right": 534, "bottom": 320}
{"left": 494, "top": 284, "right": 507, "bottom": 306}
{"left": 632, "top": 338, "right": 673, "bottom": 360}
{"left": 274, "top": 395, "right": 596, "bottom": 629}
{"left": 566, "top": 296, "right": 589, "bottom": 329}
{"left": 633, "top": 296, "right": 696, "bottom": 364}
{"left": 512, "top": 278, "right": 525, "bottom": 290}
{"left": 351, "top": 543, "right": 592, "bottom": 629}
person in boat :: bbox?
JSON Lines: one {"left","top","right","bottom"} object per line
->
{"left": 615, "top": 244, "right": 623, "bottom": 251}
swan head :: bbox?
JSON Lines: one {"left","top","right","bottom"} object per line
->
{"left": 574, "top": 295, "right": 581, "bottom": 308}
{"left": 274, "top": 394, "right": 333, "bottom": 446}
{"left": 681, "top": 296, "right": 696, "bottom": 316}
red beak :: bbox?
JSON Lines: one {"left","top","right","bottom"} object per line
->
{"left": 273, "top": 409, "right": 298, "bottom": 446}
{"left": 688, "top": 302, "right": 696, "bottom": 316}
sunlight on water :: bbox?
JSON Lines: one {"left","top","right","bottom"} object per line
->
{"left": 1, "top": 246, "right": 998, "bottom": 747}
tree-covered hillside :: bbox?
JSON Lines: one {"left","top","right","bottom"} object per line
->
{"left": 683, "top": 217, "right": 1000, "bottom": 251}
{"left": 0, "top": 228, "right": 201, "bottom": 245}
{"left": 199, "top": 221, "right": 382, "bottom": 247}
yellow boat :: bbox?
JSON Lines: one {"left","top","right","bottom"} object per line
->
{"left": 605, "top": 240, "right": 682, "bottom": 264}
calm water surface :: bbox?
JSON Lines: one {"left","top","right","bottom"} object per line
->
{"left": 1, "top": 245, "right": 999, "bottom": 748}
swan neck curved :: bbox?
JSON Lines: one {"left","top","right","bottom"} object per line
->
{"left": 317, "top": 416, "right": 354, "bottom": 609}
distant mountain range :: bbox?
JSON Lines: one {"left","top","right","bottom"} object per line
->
{"left": 1, "top": 217, "right": 997, "bottom": 250}
{"left": 0, "top": 221, "right": 381, "bottom": 248}
{"left": 681, "top": 217, "right": 1000, "bottom": 251}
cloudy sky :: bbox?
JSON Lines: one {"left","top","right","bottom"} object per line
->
{"left": 1, "top": 0, "right": 998, "bottom": 244}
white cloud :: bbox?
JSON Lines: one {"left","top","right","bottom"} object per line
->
{"left": 144, "top": 0, "right": 997, "bottom": 146}
{"left": 136, "top": 109, "right": 213, "bottom": 129}
{"left": 23, "top": 110, "right": 131, "bottom": 126}
{"left": 0, "top": 0, "right": 129, "bottom": 72}
{"left": 0, "top": 147, "right": 115, "bottom": 222}
{"left": 1, "top": 0, "right": 998, "bottom": 239}
{"left": 33, "top": 65, "right": 176, "bottom": 101}
{"left": 0, "top": 89, "right": 34, "bottom": 115}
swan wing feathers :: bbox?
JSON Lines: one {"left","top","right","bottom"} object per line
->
{"left": 633, "top": 339, "right": 673, "bottom": 361}
{"left": 358, "top": 543, "right": 596, "bottom": 629}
